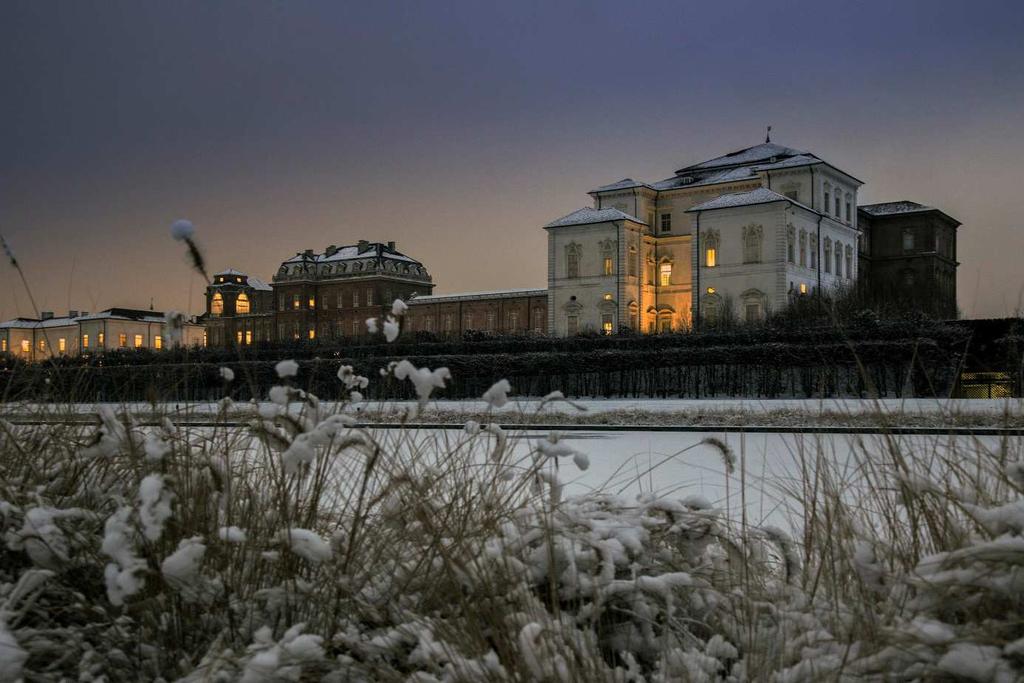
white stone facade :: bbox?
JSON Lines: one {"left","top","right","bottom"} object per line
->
{"left": 544, "top": 142, "right": 863, "bottom": 334}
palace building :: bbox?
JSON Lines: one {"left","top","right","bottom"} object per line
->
{"left": 193, "top": 139, "right": 961, "bottom": 348}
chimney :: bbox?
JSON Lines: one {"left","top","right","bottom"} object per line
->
{"left": 387, "top": 241, "right": 396, "bottom": 251}
{"left": 357, "top": 240, "right": 369, "bottom": 252}
{"left": 325, "top": 244, "right": 338, "bottom": 257}
{"left": 41, "top": 311, "right": 53, "bottom": 320}
{"left": 303, "top": 249, "right": 314, "bottom": 258}
{"left": 68, "top": 310, "right": 79, "bottom": 318}
{"left": 81, "top": 311, "right": 90, "bottom": 317}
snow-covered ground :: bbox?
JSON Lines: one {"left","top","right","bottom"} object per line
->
{"left": 353, "top": 426, "right": 1010, "bottom": 529}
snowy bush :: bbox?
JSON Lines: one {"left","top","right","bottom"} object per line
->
{"left": 0, "top": 360, "right": 1022, "bottom": 680}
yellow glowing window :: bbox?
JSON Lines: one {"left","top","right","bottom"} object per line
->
{"left": 705, "top": 248, "right": 717, "bottom": 267}
{"left": 603, "top": 293, "right": 613, "bottom": 301}
{"left": 155, "top": 335, "right": 163, "bottom": 349}
{"left": 133, "top": 334, "right": 143, "bottom": 348}
{"left": 660, "top": 263, "right": 672, "bottom": 286}
{"left": 602, "top": 315, "right": 614, "bottom": 335}
{"left": 119, "top": 333, "right": 127, "bottom": 348}
{"left": 236, "top": 331, "right": 243, "bottom": 344}
{"left": 799, "top": 283, "right": 808, "bottom": 295}
{"left": 38, "top": 339, "right": 46, "bottom": 351}
{"left": 203, "top": 331, "right": 208, "bottom": 347}
{"left": 58, "top": 338, "right": 66, "bottom": 352}
{"left": 236, "top": 293, "right": 250, "bottom": 314}
{"left": 706, "top": 287, "right": 716, "bottom": 294}
{"left": 82, "top": 334, "right": 89, "bottom": 348}
{"left": 308, "top": 328, "right": 316, "bottom": 340}
{"left": 292, "top": 295, "right": 301, "bottom": 310}
{"left": 245, "top": 330, "right": 252, "bottom": 345}
{"left": 236, "top": 277, "right": 242, "bottom": 283}
{"left": 308, "top": 297, "right": 316, "bottom": 309}
{"left": 211, "top": 292, "right": 224, "bottom": 315}
{"left": 1, "top": 339, "right": 6, "bottom": 352}
{"left": 603, "top": 257, "right": 613, "bottom": 275}
{"left": 21, "top": 340, "right": 30, "bottom": 353}
{"left": 98, "top": 332, "right": 104, "bottom": 346}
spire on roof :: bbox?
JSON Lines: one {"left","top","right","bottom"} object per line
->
{"left": 765, "top": 125, "right": 772, "bottom": 143}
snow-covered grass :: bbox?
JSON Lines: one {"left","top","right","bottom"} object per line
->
{"left": 2, "top": 361, "right": 1023, "bottom": 681}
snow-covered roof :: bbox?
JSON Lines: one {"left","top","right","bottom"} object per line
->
{"left": 678, "top": 142, "right": 808, "bottom": 173}
{"left": 686, "top": 187, "right": 798, "bottom": 213}
{"left": 590, "top": 178, "right": 652, "bottom": 193}
{"left": 76, "top": 308, "right": 167, "bottom": 324}
{"left": 0, "top": 316, "right": 79, "bottom": 329}
{"left": 859, "top": 201, "right": 961, "bottom": 226}
{"left": 409, "top": 288, "right": 547, "bottom": 305}
{"left": 650, "top": 165, "right": 761, "bottom": 191}
{"left": 214, "top": 268, "right": 244, "bottom": 276}
{"left": 248, "top": 276, "right": 272, "bottom": 291}
{"left": 545, "top": 207, "right": 646, "bottom": 228}
{"left": 859, "top": 201, "right": 932, "bottom": 216}
{"left": 280, "top": 243, "right": 420, "bottom": 265}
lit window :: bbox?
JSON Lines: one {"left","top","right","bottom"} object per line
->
{"left": 706, "top": 287, "right": 716, "bottom": 294}
{"left": 211, "top": 293, "right": 224, "bottom": 315}
{"left": 155, "top": 335, "right": 163, "bottom": 349}
{"left": 603, "top": 292, "right": 613, "bottom": 301}
{"left": 38, "top": 338, "right": 45, "bottom": 351}
{"left": 1, "top": 339, "right": 5, "bottom": 352}
{"left": 308, "top": 297, "right": 316, "bottom": 309}
{"left": 133, "top": 334, "right": 143, "bottom": 348}
{"left": 119, "top": 333, "right": 127, "bottom": 347}
{"left": 705, "top": 248, "right": 717, "bottom": 267}
{"left": 245, "top": 330, "right": 252, "bottom": 345}
{"left": 82, "top": 334, "right": 89, "bottom": 348}
{"left": 603, "top": 257, "right": 613, "bottom": 275}
{"left": 308, "top": 328, "right": 315, "bottom": 340}
{"left": 21, "top": 340, "right": 30, "bottom": 353}
{"left": 660, "top": 213, "right": 672, "bottom": 233}
{"left": 58, "top": 338, "right": 66, "bottom": 353}
{"left": 236, "top": 277, "right": 242, "bottom": 283}
{"left": 292, "top": 294, "right": 301, "bottom": 310}
{"left": 659, "top": 263, "right": 672, "bottom": 286}
{"left": 236, "top": 293, "right": 250, "bottom": 314}
{"left": 602, "top": 314, "right": 614, "bottom": 335}
{"left": 98, "top": 332, "right": 104, "bottom": 346}
{"left": 799, "top": 283, "right": 808, "bottom": 295}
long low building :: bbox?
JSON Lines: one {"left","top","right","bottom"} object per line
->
{"left": 404, "top": 288, "right": 547, "bottom": 335}
{"left": 0, "top": 308, "right": 205, "bottom": 361}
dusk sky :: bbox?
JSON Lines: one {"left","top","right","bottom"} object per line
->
{"left": 2, "top": 0, "right": 1023, "bottom": 320}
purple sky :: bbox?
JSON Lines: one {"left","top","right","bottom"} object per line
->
{"left": 2, "top": 0, "right": 1023, "bottom": 319}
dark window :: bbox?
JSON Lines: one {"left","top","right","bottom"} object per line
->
{"left": 660, "top": 213, "right": 672, "bottom": 233}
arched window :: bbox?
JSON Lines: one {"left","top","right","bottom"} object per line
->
{"left": 823, "top": 238, "right": 832, "bottom": 274}
{"left": 798, "top": 230, "right": 807, "bottom": 267}
{"left": 236, "top": 293, "right": 250, "bottom": 314}
{"left": 835, "top": 241, "right": 843, "bottom": 277}
{"left": 845, "top": 245, "right": 853, "bottom": 279}
{"left": 211, "top": 292, "right": 224, "bottom": 315}
{"left": 743, "top": 224, "right": 763, "bottom": 264}
{"left": 566, "top": 243, "right": 581, "bottom": 279}
{"left": 628, "top": 243, "right": 638, "bottom": 277}
{"left": 810, "top": 235, "right": 818, "bottom": 269}
{"left": 786, "top": 225, "right": 795, "bottom": 263}
{"left": 659, "top": 261, "right": 672, "bottom": 287}
{"left": 823, "top": 183, "right": 832, "bottom": 214}
{"left": 704, "top": 229, "right": 720, "bottom": 267}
